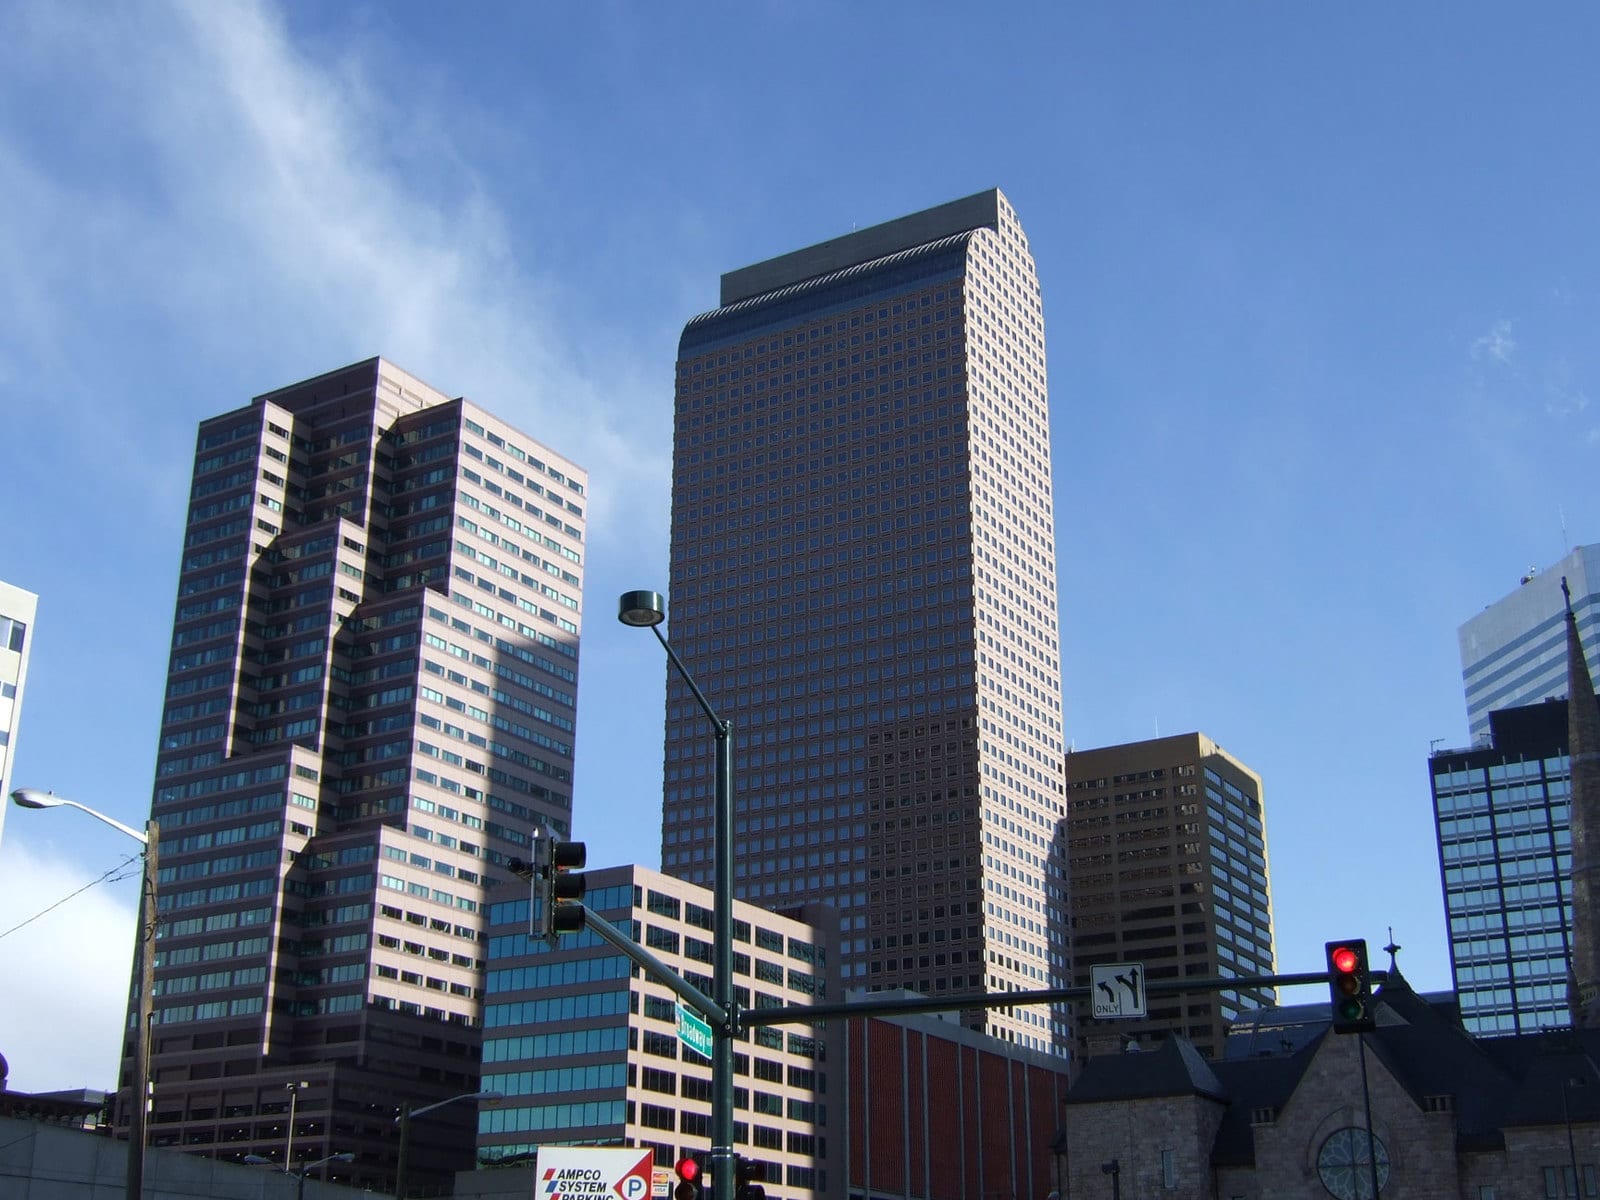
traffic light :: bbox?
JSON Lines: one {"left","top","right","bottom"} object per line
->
{"left": 735, "top": 1156, "right": 768, "bottom": 1200}
{"left": 536, "top": 835, "right": 587, "bottom": 941}
{"left": 673, "top": 1155, "right": 702, "bottom": 1200}
{"left": 1325, "top": 938, "right": 1374, "bottom": 1034}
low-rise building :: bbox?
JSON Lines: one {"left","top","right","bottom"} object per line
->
{"left": 841, "top": 998, "right": 1069, "bottom": 1200}
{"left": 470, "top": 864, "right": 841, "bottom": 1199}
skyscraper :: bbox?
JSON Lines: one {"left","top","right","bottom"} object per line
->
{"left": 1458, "top": 546, "right": 1600, "bottom": 745}
{"left": 659, "top": 190, "right": 1066, "bottom": 1050}
{"left": 1430, "top": 700, "right": 1575, "bottom": 1035}
{"left": 1063, "top": 733, "right": 1275, "bottom": 1061}
{"left": 0, "top": 579, "right": 37, "bottom": 846}
{"left": 134, "top": 358, "right": 586, "bottom": 1191}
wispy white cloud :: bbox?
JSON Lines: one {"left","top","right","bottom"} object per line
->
{"left": 0, "top": 839, "right": 138, "bottom": 1092}
{"left": 0, "top": 0, "right": 671, "bottom": 551}
{"left": 1470, "top": 318, "right": 1516, "bottom": 366}
{"left": 0, "top": 0, "right": 682, "bottom": 1086}
{"left": 1543, "top": 358, "right": 1590, "bottom": 419}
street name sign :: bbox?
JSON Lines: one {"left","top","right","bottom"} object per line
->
{"left": 676, "top": 1002, "right": 713, "bottom": 1059}
{"left": 1090, "top": 962, "right": 1147, "bottom": 1019}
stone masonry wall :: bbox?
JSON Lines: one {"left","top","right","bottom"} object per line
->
{"left": 1251, "top": 1034, "right": 1459, "bottom": 1200}
{"left": 1066, "top": 1092, "right": 1226, "bottom": 1200}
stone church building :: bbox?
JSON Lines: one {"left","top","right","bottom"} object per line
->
{"left": 1064, "top": 970, "right": 1600, "bottom": 1199}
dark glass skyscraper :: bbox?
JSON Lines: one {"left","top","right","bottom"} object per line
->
{"left": 1430, "top": 702, "right": 1575, "bottom": 1035}
{"left": 659, "top": 191, "right": 1067, "bottom": 1050}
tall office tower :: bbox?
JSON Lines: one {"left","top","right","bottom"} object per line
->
{"left": 1430, "top": 701, "right": 1577, "bottom": 1035}
{"left": 134, "top": 358, "right": 586, "bottom": 1192}
{"left": 1459, "top": 546, "right": 1600, "bottom": 745}
{"left": 0, "top": 580, "right": 38, "bottom": 846}
{"left": 660, "top": 190, "right": 1066, "bottom": 1051}
{"left": 1063, "top": 733, "right": 1275, "bottom": 1061}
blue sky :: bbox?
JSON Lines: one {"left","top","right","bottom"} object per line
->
{"left": 4, "top": 0, "right": 1600, "bottom": 1090}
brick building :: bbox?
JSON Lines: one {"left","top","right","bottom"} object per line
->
{"left": 842, "top": 1002, "right": 1069, "bottom": 1200}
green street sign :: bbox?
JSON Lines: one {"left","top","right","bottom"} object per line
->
{"left": 676, "top": 1003, "right": 713, "bottom": 1059}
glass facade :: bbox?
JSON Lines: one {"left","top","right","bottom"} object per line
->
{"left": 1431, "top": 702, "right": 1574, "bottom": 1035}
{"left": 1204, "top": 768, "right": 1274, "bottom": 1019}
{"left": 477, "top": 865, "right": 837, "bottom": 1197}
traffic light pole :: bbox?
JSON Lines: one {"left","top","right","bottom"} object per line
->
{"left": 583, "top": 909, "right": 727, "bottom": 1028}
{"left": 739, "top": 970, "right": 1368, "bottom": 1028}
{"left": 1357, "top": 1034, "right": 1381, "bottom": 1200}
{"left": 711, "top": 718, "right": 735, "bottom": 1200}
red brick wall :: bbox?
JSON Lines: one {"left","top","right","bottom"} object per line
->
{"left": 846, "top": 1017, "right": 1069, "bottom": 1200}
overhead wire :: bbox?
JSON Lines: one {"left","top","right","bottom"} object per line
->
{"left": 0, "top": 854, "right": 142, "bottom": 941}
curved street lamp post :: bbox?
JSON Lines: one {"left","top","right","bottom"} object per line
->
{"left": 294, "top": 1151, "right": 354, "bottom": 1200}
{"left": 618, "top": 590, "right": 736, "bottom": 1200}
{"left": 248, "top": 1150, "right": 355, "bottom": 1199}
{"left": 394, "top": 1089, "right": 503, "bottom": 1199}
{"left": 12, "top": 788, "right": 157, "bottom": 1200}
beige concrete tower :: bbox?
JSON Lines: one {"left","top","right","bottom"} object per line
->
{"left": 130, "top": 358, "right": 586, "bottom": 1192}
{"left": 662, "top": 191, "right": 1067, "bottom": 1051}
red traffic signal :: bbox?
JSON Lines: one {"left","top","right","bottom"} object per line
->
{"left": 674, "top": 1156, "right": 702, "bottom": 1200}
{"left": 1325, "top": 939, "right": 1374, "bottom": 1034}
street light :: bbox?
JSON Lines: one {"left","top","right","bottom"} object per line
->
{"left": 12, "top": 787, "right": 157, "bottom": 1200}
{"left": 283, "top": 1080, "right": 310, "bottom": 1176}
{"left": 248, "top": 1151, "right": 355, "bottom": 1200}
{"left": 293, "top": 1151, "right": 354, "bottom": 1200}
{"left": 393, "top": 1089, "right": 503, "bottom": 1199}
{"left": 618, "top": 589, "right": 736, "bottom": 1200}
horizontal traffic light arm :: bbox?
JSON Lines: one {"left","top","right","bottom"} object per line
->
{"left": 741, "top": 969, "right": 1383, "bottom": 1027}
{"left": 581, "top": 905, "right": 730, "bottom": 1030}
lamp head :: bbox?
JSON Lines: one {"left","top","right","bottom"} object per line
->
{"left": 11, "top": 788, "right": 61, "bottom": 810}
{"left": 618, "top": 590, "right": 666, "bottom": 628}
